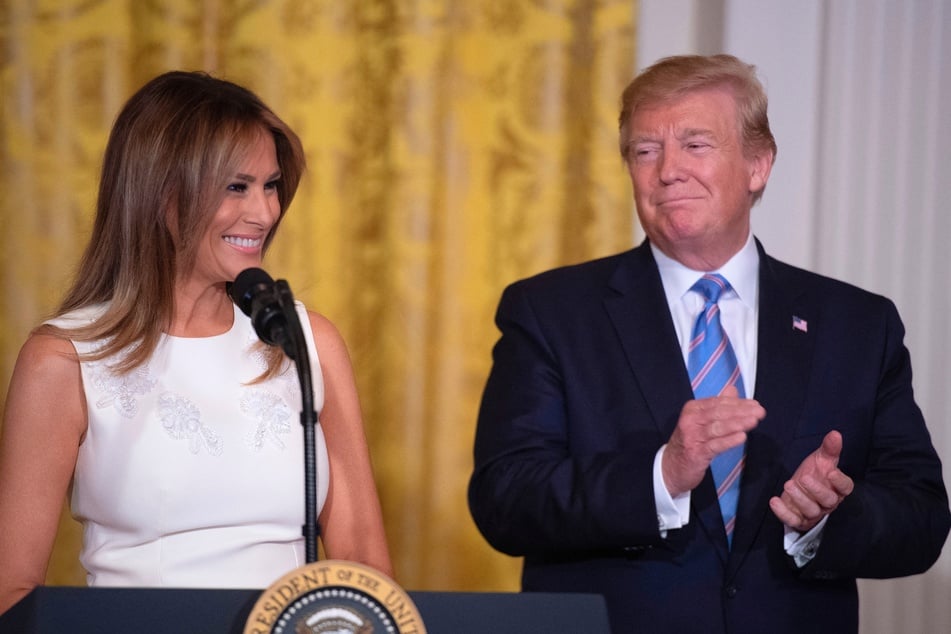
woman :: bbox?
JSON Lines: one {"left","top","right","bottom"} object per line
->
{"left": 0, "top": 71, "right": 392, "bottom": 614}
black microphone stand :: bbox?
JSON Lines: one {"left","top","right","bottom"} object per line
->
{"left": 273, "top": 280, "right": 321, "bottom": 564}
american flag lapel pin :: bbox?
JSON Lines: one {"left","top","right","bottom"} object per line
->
{"left": 792, "top": 315, "right": 808, "bottom": 333}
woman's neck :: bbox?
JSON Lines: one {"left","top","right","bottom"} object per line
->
{"left": 167, "top": 282, "right": 235, "bottom": 337}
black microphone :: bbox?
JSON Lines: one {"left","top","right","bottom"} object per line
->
{"left": 231, "top": 268, "right": 290, "bottom": 352}
{"left": 231, "top": 267, "right": 322, "bottom": 561}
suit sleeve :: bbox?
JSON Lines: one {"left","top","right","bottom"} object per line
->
{"left": 468, "top": 281, "right": 666, "bottom": 557}
{"left": 804, "top": 299, "right": 950, "bottom": 579}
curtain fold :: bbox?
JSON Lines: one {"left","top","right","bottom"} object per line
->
{"left": 811, "top": 2, "right": 951, "bottom": 632}
{"left": 0, "top": 0, "right": 637, "bottom": 592}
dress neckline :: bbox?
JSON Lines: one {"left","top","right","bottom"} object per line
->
{"left": 163, "top": 303, "right": 241, "bottom": 341}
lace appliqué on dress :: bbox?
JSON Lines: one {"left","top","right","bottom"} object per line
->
{"left": 158, "top": 392, "right": 223, "bottom": 456}
{"left": 246, "top": 334, "right": 270, "bottom": 374}
{"left": 245, "top": 330, "right": 296, "bottom": 386}
{"left": 241, "top": 389, "right": 292, "bottom": 451}
{"left": 87, "top": 361, "right": 157, "bottom": 418}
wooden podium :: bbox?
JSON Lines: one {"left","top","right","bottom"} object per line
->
{"left": 0, "top": 586, "right": 611, "bottom": 633}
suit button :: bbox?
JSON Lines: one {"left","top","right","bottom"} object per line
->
{"left": 725, "top": 585, "right": 738, "bottom": 598}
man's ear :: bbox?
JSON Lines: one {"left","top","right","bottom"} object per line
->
{"left": 748, "top": 150, "right": 774, "bottom": 194}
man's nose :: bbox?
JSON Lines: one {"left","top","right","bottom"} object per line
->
{"left": 658, "top": 146, "right": 686, "bottom": 184}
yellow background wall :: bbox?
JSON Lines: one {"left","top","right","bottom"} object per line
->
{"left": 0, "top": 0, "right": 638, "bottom": 592}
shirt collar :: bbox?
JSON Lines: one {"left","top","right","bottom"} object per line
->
{"left": 651, "top": 232, "right": 759, "bottom": 308}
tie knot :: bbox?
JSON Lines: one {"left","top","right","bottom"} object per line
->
{"left": 691, "top": 273, "right": 732, "bottom": 303}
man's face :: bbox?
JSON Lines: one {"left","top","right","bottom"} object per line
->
{"left": 624, "top": 86, "right": 771, "bottom": 270}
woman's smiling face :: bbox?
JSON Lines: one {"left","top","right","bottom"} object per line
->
{"left": 187, "top": 130, "right": 282, "bottom": 288}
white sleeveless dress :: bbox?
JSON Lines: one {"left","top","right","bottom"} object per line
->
{"left": 50, "top": 302, "right": 329, "bottom": 589}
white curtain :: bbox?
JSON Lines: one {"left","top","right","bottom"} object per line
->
{"left": 638, "top": 1, "right": 951, "bottom": 632}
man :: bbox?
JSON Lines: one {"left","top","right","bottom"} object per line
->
{"left": 468, "top": 54, "right": 950, "bottom": 633}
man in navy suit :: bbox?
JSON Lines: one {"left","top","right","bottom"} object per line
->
{"left": 468, "top": 54, "right": 950, "bottom": 633}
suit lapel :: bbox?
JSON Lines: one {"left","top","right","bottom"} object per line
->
{"left": 603, "top": 243, "right": 692, "bottom": 439}
{"left": 602, "top": 243, "right": 732, "bottom": 562}
{"left": 728, "top": 244, "right": 818, "bottom": 573}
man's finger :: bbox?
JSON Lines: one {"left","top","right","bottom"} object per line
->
{"left": 828, "top": 469, "right": 855, "bottom": 497}
{"left": 769, "top": 496, "right": 804, "bottom": 528}
{"left": 818, "top": 430, "right": 843, "bottom": 462}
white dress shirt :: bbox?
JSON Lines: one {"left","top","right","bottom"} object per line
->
{"left": 647, "top": 233, "right": 823, "bottom": 563}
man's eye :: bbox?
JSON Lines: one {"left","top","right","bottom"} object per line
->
{"left": 632, "top": 147, "right": 657, "bottom": 162}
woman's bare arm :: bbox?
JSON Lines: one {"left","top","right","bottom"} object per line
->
{"left": 309, "top": 312, "right": 393, "bottom": 578}
{"left": 0, "top": 333, "right": 86, "bottom": 614}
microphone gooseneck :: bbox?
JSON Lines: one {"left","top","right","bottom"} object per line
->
{"left": 230, "top": 267, "right": 321, "bottom": 563}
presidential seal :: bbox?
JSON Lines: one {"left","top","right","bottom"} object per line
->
{"left": 244, "top": 560, "right": 425, "bottom": 634}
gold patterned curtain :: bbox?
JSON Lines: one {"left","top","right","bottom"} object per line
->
{"left": 0, "top": 0, "right": 636, "bottom": 592}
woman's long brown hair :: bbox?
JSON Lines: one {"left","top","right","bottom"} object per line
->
{"left": 49, "top": 71, "right": 305, "bottom": 375}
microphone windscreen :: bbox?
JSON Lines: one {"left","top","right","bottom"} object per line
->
{"left": 231, "top": 267, "right": 274, "bottom": 316}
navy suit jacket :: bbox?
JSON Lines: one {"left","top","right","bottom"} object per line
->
{"left": 469, "top": 239, "right": 950, "bottom": 633}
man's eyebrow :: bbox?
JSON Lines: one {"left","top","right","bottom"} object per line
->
{"left": 678, "top": 127, "right": 716, "bottom": 138}
{"left": 629, "top": 127, "right": 715, "bottom": 142}
{"left": 628, "top": 134, "right": 660, "bottom": 145}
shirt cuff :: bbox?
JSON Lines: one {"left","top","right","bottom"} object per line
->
{"left": 784, "top": 515, "right": 829, "bottom": 568}
{"left": 653, "top": 444, "right": 691, "bottom": 536}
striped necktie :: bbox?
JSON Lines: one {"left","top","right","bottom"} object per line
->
{"left": 687, "top": 273, "right": 745, "bottom": 546}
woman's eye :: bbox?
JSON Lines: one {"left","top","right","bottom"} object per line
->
{"left": 264, "top": 179, "right": 280, "bottom": 191}
{"left": 227, "top": 183, "right": 248, "bottom": 193}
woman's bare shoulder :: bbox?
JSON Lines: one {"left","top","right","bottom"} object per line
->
{"left": 305, "top": 310, "right": 349, "bottom": 358}
{"left": 3, "top": 328, "right": 86, "bottom": 443}
{"left": 15, "top": 328, "right": 79, "bottom": 371}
